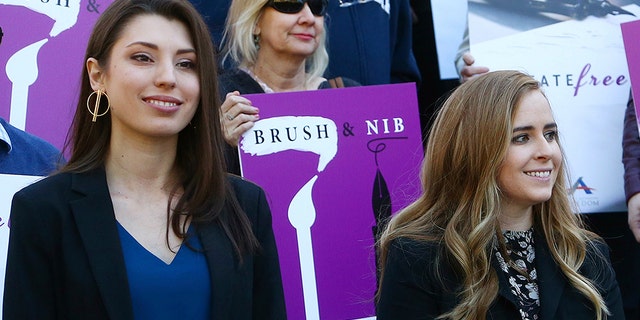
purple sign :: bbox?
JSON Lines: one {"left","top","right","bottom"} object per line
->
{"left": 0, "top": 0, "right": 113, "bottom": 150}
{"left": 239, "top": 83, "right": 424, "bottom": 319}
{"left": 622, "top": 19, "right": 640, "bottom": 129}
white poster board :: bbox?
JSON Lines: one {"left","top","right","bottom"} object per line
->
{"left": 469, "top": 1, "right": 639, "bottom": 213}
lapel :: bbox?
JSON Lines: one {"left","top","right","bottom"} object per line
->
{"left": 534, "top": 231, "right": 567, "bottom": 320}
{"left": 491, "top": 249, "right": 521, "bottom": 308}
{"left": 69, "top": 169, "right": 134, "bottom": 320}
{"left": 490, "top": 232, "right": 567, "bottom": 318}
{"left": 198, "top": 218, "right": 238, "bottom": 319}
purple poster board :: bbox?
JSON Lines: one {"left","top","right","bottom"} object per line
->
{"left": 0, "top": 1, "right": 112, "bottom": 313}
{"left": 0, "top": 0, "right": 113, "bottom": 150}
{"left": 622, "top": 19, "right": 640, "bottom": 129}
{"left": 239, "top": 83, "right": 424, "bottom": 319}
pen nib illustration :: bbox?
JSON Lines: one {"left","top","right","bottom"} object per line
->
{"left": 372, "top": 167, "right": 391, "bottom": 284}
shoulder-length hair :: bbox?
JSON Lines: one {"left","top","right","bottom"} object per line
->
{"left": 62, "top": 0, "right": 258, "bottom": 258}
{"left": 378, "top": 70, "right": 608, "bottom": 319}
{"left": 221, "top": 0, "right": 329, "bottom": 81}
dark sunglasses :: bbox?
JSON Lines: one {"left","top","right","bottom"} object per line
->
{"left": 266, "top": 0, "right": 329, "bottom": 16}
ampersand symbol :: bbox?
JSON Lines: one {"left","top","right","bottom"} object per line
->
{"left": 343, "top": 122, "right": 354, "bottom": 137}
{"left": 87, "top": 0, "right": 100, "bottom": 13}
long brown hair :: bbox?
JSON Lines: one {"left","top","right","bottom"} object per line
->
{"left": 378, "top": 70, "right": 608, "bottom": 319}
{"left": 62, "top": 0, "right": 258, "bottom": 258}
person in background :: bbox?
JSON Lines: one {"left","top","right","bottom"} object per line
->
{"left": 3, "top": 0, "right": 285, "bottom": 318}
{"left": 190, "top": 0, "right": 419, "bottom": 86}
{"left": 453, "top": 20, "right": 489, "bottom": 83}
{"left": 376, "top": 70, "right": 624, "bottom": 319}
{"left": 0, "top": 117, "right": 61, "bottom": 175}
{"left": 623, "top": 95, "right": 640, "bottom": 243}
{"left": 218, "top": 0, "right": 359, "bottom": 175}
{"left": 621, "top": 94, "right": 640, "bottom": 320}
{"left": 0, "top": 26, "right": 62, "bottom": 176}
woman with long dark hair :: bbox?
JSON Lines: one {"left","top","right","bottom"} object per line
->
{"left": 3, "top": 0, "right": 285, "bottom": 318}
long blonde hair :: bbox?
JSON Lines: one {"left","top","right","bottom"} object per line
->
{"left": 221, "top": 0, "right": 329, "bottom": 81}
{"left": 378, "top": 70, "right": 609, "bottom": 319}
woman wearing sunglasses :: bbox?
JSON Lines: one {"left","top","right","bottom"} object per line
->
{"left": 218, "top": 0, "right": 359, "bottom": 175}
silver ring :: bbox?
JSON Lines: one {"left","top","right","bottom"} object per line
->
{"left": 226, "top": 113, "right": 234, "bottom": 121}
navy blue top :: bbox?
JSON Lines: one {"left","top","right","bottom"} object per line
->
{"left": 188, "top": 0, "right": 228, "bottom": 50}
{"left": 117, "top": 223, "right": 211, "bottom": 320}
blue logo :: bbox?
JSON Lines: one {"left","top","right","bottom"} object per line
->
{"left": 569, "top": 177, "right": 595, "bottom": 195}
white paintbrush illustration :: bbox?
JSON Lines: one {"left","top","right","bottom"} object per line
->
{"left": 6, "top": 39, "right": 47, "bottom": 130}
{"left": 1, "top": 0, "right": 81, "bottom": 130}
{"left": 241, "top": 116, "right": 337, "bottom": 320}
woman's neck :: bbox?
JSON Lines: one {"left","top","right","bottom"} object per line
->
{"left": 498, "top": 203, "right": 534, "bottom": 231}
{"left": 105, "top": 130, "right": 179, "bottom": 194}
{"left": 252, "top": 54, "right": 309, "bottom": 92}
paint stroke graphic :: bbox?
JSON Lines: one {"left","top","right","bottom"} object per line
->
{"left": 0, "top": 0, "right": 81, "bottom": 37}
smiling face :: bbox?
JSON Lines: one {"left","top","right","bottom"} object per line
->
{"left": 255, "top": 4, "right": 324, "bottom": 61}
{"left": 497, "top": 90, "right": 562, "bottom": 217}
{"left": 88, "top": 14, "right": 199, "bottom": 140}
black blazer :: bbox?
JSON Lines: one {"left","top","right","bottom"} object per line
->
{"left": 376, "top": 232, "right": 625, "bottom": 319}
{"left": 4, "top": 169, "right": 286, "bottom": 319}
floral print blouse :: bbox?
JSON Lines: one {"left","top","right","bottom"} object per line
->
{"left": 495, "top": 228, "right": 541, "bottom": 320}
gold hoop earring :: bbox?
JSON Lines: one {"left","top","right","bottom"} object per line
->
{"left": 86, "top": 89, "right": 111, "bottom": 122}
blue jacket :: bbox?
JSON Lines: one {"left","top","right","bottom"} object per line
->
{"left": 0, "top": 117, "right": 61, "bottom": 176}
{"left": 188, "top": 0, "right": 229, "bottom": 50}
{"left": 324, "top": 0, "right": 421, "bottom": 85}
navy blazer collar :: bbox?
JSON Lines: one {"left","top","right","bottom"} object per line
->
{"left": 68, "top": 168, "right": 240, "bottom": 320}
{"left": 196, "top": 220, "right": 239, "bottom": 319}
{"left": 69, "top": 168, "right": 135, "bottom": 320}
{"left": 533, "top": 231, "right": 567, "bottom": 320}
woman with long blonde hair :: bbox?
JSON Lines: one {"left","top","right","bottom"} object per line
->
{"left": 217, "top": 0, "right": 359, "bottom": 174}
{"left": 376, "top": 70, "right": 623, "bottom": 319}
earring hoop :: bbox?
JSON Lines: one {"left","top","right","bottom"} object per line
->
{"left": 86, "top": 89, "right": 111, "bottom": 122}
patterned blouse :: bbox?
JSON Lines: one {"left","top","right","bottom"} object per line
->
{"left": 494, "top": 228, "right": 541, "bottom": 320}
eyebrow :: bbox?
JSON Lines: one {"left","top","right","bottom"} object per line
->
{"left": 512, "top": 123, "right": 557, "bottom": 132}
{"left": 126, "top": 41, "right": 196, "bottom": 55}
